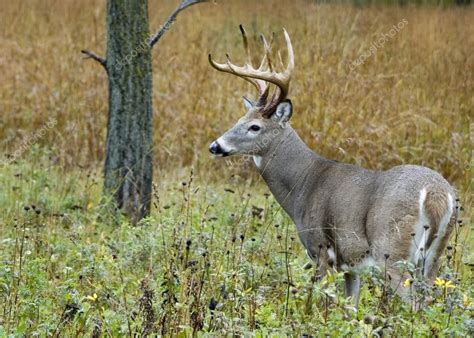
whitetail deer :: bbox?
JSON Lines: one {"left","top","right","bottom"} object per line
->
{"left": 208, "top": 26, "right": 457, "bottom": 305}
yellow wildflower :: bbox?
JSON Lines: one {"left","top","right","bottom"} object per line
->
{"left": 444, "top": 280, "right": 455, "bottom": 289}
{"left": 434, "top": 278, "right": 455, "bottom": 292}
{"left": 403, "top": 278, "right": 412, "bottom": 288}
{"left": 86, "top": 293, "right": 98, "bottom": 302}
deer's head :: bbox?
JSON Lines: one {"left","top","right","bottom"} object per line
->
{"left": 208, "top": 26, "right": 294, "bottom": 158}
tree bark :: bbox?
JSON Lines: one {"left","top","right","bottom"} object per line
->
{"left": 104, "top": 0, "right": 153, "bottom": 224}
{"left": 82, "top": 0, "right": 208, "bottom": 224}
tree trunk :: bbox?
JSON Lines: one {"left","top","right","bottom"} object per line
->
{"left": 104, "top": 0, "right": 153, "bottom": 224}
{"left": 82, "top": 0, "right": 207, "bottom": 224}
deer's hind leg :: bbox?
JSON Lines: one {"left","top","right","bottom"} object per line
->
{"left": 423, "top": 190, "right": 456, "bottom": 282}
{"left": 371, "top": 214, "right": 418, "bottom": 300}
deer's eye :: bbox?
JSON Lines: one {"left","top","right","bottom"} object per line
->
{"left": 249, "top": 125, "right": 261, "bottom": 132}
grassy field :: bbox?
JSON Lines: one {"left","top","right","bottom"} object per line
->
{"left": 0, "top": 0, "right": 472, "bottom": 336}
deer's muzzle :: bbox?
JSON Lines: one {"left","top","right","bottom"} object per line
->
{"left": 209, "top": 141, "right": 229, "bottom": 157}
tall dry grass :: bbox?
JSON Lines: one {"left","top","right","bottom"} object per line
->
{"left": 0, "top": 1, "right": 472, "bottom": 191}
{"left": 0, "top": 2, "right": 472, "bottom": 334}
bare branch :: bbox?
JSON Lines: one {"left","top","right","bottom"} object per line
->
{"left": 81, "top": 49, "right": 107, "bottom": 71}
{"left": 149, "top": 0, "right": 209, "bottom": 49}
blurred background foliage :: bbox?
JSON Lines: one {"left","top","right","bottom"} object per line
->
{"left": 0, "top": 0, "right": 471, "bottom": 192}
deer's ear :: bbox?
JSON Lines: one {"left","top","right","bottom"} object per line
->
{"left": 242, "top": 96, "right": 254, "bottom": 110}
{"left": 273, "top": 99, "right": 293, "bottom": 123}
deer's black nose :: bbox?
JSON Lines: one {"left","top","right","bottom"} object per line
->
{"left": 209, "top": 141, "right": 223, "bottom": 155}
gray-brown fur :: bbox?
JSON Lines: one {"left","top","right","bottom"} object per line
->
{"left": 208, "top": 27, "right": 456, "bottom": 304}
{"left": 258, "top": 124, "right": 455, "bottom": 273}
{"left": 210, "top": 102, "right": 456, "bottom": 303}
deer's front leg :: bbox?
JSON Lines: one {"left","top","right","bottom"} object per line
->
{"left": 305, "top": 243, "right": 333, "bottom": 281}
{"left": 344, "top": 272, "right": 361, "bottom": 307}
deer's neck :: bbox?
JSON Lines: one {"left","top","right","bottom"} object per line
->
{"left": 254, "top": 125, "right": 322, "bottom": 218}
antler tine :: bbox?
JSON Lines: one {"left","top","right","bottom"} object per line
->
{"left": 267, "top": 29, "right": 294, "bottom": 101}
{"left": 260, "top": 33, "right": 273, "bottom": 72}
{"left": 209, "top": 27, "right": 294, "bottom": 116}
{"left": 240, "top": 25, "right": 269, "bottom": 94}
{"left": 225, "top": 53, "right": 267, "bottom": 94}
{"left": 208, "top": 53, "right": 265, "bottom": 94}
{"left": 282, "top": 28, "right": 294, "bottom": 77}
{"left": 257, "top": 33, "right": 275, "bottom": 71}
{"left": 239, "top": 24, "right": 252, "bottom": 67}
{"left": 260, "top": 29, "right": 294, "bottom": 117}
{"left": 278, "top": 51, "right": 284, "bottom": 69}
{"left": 258, "top": 53, "right": 268, "bottom": 72}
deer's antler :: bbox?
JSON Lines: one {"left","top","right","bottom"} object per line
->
{"left": 209, "top": 25, "right": 294, "bottom": 117}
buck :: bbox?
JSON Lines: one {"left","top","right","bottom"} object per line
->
{"left": 208, "top": 26, "right": 457, "bottom": 305}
